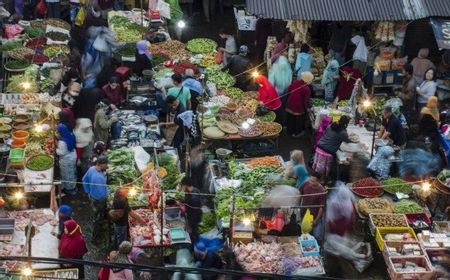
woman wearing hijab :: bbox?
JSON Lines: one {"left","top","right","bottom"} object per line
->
{"left": 321, "top": 57, "right": 340, "bottom": 102}
{"left": 367, "top": 146, "right": 395, "bottom": 179}
{"left": 269, "top": 55, "right": 293, "bottom": 97}
{"left": 57, "top": 205, "right": 73, "bottom": 239}
{"left": 255, "top": 75, "right": 282, "bottom": 122}
{"left": 102, "top": 76, "right": 123, "bottom": 107}
{"left": 285, "top": 72, "right": 313, "bottom": 137}
{"left": 109, "top": 241, "right": 134, "bottom": 280}
{"left": 411, "top": 48, "right": 435, "bottom": 84}
{"left": 314, "top": 115, "right": 332, "bottom": 150}
{"left": 59, "top": 220, "right": 88, "bottom": 278}
{"left": 56, "top": 123, "right": 78, "bottom": 195}
{"left": 294, "top": 44, "right": 313, "bottom": 80}
{"left": 285, "top": 150, "right": 309, "bottom": 189}
{"left": 134, "top": 40, "right": 153, "bottom": 76}
{"left": 419, "top": 96, "right": 440, "bottom": 152}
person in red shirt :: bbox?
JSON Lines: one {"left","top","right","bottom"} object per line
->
{"left": 255, "top": 75, "right": 282, "bottom": 122}
{"left": 59, "top": 220, "right": 88, "bottom": 278}
{"left": 300, "top": 172, "right": 327, "bottom": 242}
{"left": 286, "top": 71, "right": 313, "bottom": 137}
{"left": 101, "top": 76, "right": 123, "bottom": 107}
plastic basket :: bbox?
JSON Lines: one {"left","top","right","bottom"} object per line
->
{"left": 383, "top": 241, "right": 425, "bottom": 258}
{"left": 369, "top": 213, "right": 408, "bottom": 236}
{"left": 375, "top": 227, "right": 418, "bottom": 251}
{"left": 8, "top": 148, "right": 25, "bottom": 163}
{"left": 387, "top": 256, "right": 435, "bottom": 280}
{"left": 300, "top": 239, "right": 320, "bottom": 257}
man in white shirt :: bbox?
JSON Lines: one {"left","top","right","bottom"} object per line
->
{"left": 218, "top": 28, "right": 237, "bottom": 66}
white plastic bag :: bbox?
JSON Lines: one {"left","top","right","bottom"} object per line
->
{"left": 133, "top": 146, "right": 150, "bottom": 173}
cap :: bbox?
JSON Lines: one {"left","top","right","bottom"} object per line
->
{"left": 96, "top": 156, "right": 109, "bottom": 165}
{"left": 239, "top": 45, "right": 249, "bottom": 53}
{"left": 58, "top": 205, "right": 73, "bottom": 217}
{"left": 194, "top": 242, "right": 207, "bottom": 253}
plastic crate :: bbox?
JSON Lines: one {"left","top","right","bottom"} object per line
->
{"left": 383, "top": 241, "right": 425, "bottom": 258}
{"left": 375, "top": 227, "right": 418, "bottom": 251}
{"left": 300, "top": 239, "right": 320, "bottom": 257}
{"left": 405, "top": 213, "right": 432, "bottom": 232}
{"left": 387, "top": 256, "right": 435, "bottom": 280}
{"left": 369, "top": 213, "right": 408, "bottom": 236}
{"left": 8, "top": 148, "right": 24, "bottom": 163}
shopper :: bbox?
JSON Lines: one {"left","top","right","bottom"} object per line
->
{"left": 285, "top": 71, "right": 313, "bottom": 137}
{"left": 166, "top": 73, "right": 191, "bottom": 112}
{"left": 93, "top": 99, "right": 118, "bottom": 143}
{"left": 109, "top": 241, "right": 134, "bottom": 280}
{"left": 88, "top": 141, "right": 108, "bottom": 167}
{"left": 314, "top": 116, "right": 351, "bottom": 177}
{"left": 59, "top": 220, "right": 88, "bottom": 278}
{"left": 218, "top": 28, "right": 237, "bottom": 66}
{"left": 172, "top": 248, "right": 201, "bottom": 280}
{"left": 300, "top": 173, "right": 327, "bottom": 242}
{"left": 326, "top": 183, "right": 355, "bottom": 236}
{"left": 321, "top": 56, "right": 340, "bottom": 102}
{"left": 134, "top": 40, "right": 153, "bottom": 76}
{"left": 183, "top": 68, "right": 202, "bottom": 112}
{"left": 46, "top": 0, "right": 61, "bottom": 18}
{"left": 73, "top": 118, "right": 94, "bottom": 175}
{"left": 294, "top": 44, "right": 313, "bottom": 80}
{"left": 193, "top": 242, "right": 223, "bottom": 280}
{"left": 82, "top": 156, "right": 109, "bottom": 242}
{"left": 255, "top": 75, "right": 282, "bottom": 121}
{"left": 313, "top": 116, "right": 332, "bottom": 150}
{"left": 397, "top": 64, "right": 417, "bottom": 124}
{"left": 181, "top": 177, "right": 202, "bottom": 244}
{"left": 56, "top": 123, "right": 78, "bottom": 195}
{"left": 419, "top": 96, "right": 440, "bottom": 152}
{"left": 367, "top": 146, "right": 395, "bottom": 179}
{"left": 57, "top": 205, "right": 73, "bottom": 239}
{"left": 410, "top": 48, "right": 435, "bottom": 84}
{"left": 417, "top": 68, "right": 437, "bottom": 111}
{"left": 379, "top": 106, "right": 407, "bottom": 147}
{"left": 286, "top": 150, "right": 309, "bottom": 189}
{"left": 109, "top": 189, "right": 145, "bottom": 250}
{"left": 271, "top": 32, "right": 293, "bottom": 62}
{"left": 102, "top": 76, "right": 123, "bottom": 107}
{"left": 222, "top": 45, "right": 252, "bottom": 90}
{"left": 269, "top": 55, "right": 293, "bottom": 97}
{"left": 72, "top": 87, "right": 103, "bottom": 122}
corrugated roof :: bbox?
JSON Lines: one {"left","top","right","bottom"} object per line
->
{"left": 246, "top": 0, "right": 450, "bottom": 21}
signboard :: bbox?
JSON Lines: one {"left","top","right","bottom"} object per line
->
{"left": 431, "top": 18, "right": 450, "bottom": 50}
{"left": 33, "top": 268, "right": 78, "bottom": 279}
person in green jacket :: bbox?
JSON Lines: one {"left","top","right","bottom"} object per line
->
{"left": 93, "top": 99, "right": 118, "bottom": 143}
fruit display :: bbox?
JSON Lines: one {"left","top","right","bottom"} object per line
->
{"left": 351, "top": 177, "right": 383, "bottom": 197}
{"left": 187, "top": 38, "right": 217, "bottom": 53}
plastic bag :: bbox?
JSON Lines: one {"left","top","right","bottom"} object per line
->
{"left": 36, "top": 0, "right": 47, "bottom": 17}
{"left": 3, "top": 24, "right": 23, "bottom": 39}
{"left": 93, "top": 34, "right": 109, "bottom": 52}
{"left": 75, "top": 7, "right": 85, "bottom": 27}
{"left": 133, "top": 146, "right": 150, "bottom": 173}
{"left": 301, "top": 209, "right": 314, "bottom": 234}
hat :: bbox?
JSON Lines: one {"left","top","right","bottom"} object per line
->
{"left": 184, "top": 68, "right": 195, "bottom": 77}
{"left": 96, "top": 155, "right": 108, "bottom": 165}
{"left": 194, "top": 242, "right": 207, "bottom": 254}
{"left": 58, "top": 205, "right": 73, "bottom": 217}
{"left": 301, "top": 71, "right": 314, "bottom": 84}
{"left": 239, "top": 45, "right": 249, "bottom": 53}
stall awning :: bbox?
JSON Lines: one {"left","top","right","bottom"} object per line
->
{"left": 430, "top": 18, "right": 450, "bottom": 49}
{"left": 246, "top": 0, "right": 450, "bottom": 21}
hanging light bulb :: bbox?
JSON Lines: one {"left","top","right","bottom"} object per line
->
{"left": 22, "top": 81, "right": 31, "bottom": 90}
{"left": 242, "top": 217, "right": 251, "bottom": 226}
{"left": 252, "top": 70, "right": 259, "bottom": 78}
{"left": 22, "top": 267, "right": 32, "bottom": 276}
{"left": 421, "top": 182, "right": 431, "bottom": 192}
{"left": 14, "top": 191, "right": 24, "bottom": 200}
{"left": 177, "top": 20, "right": 186, "bottom": 29}
{"left": 128, "top": 187, "right": 138, "bottom": 197}
{"left": 362, "top": 100, "right": 372, "bottom": 108}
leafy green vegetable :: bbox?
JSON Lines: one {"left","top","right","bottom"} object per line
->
{"left": 118, "top": 44, "right": 136, "bottom": 57}
{"left": 0, "top": 42, "right": 21, "bottom": 52}
{"left": 152, "top": 153, "right": 181, "bottom": 190}
{"left": 311, "top": 98, "right": 326, "bottom": 107}
{"left": 153, "top": 53, "right": 170, "bottom": 65}
{"left": 106, "top": 148, "right": 140, "bottom": 186}
{"left": 27, "top": 155, "right": 54, "bottom": 171}
{"left": 25, "top": 27, "right": 45, "bottom": 38}
{"left": 5, "top": 60, "right": 31, "bottom": 70}
{"left": 187, "top": 38, "right": 218, "bottom": 54}
{"left": 205, "top": 65, "right": 235, "bottom": 89}
{"left": 199, "top": 212, "right": 217, "bottom": 234}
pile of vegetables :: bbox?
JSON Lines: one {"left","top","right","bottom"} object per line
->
{"left": 117, "top": 44, "right": 136, "bottom": 57}
{"left": 351, "top": 177, "right": 383, "bottom": 197}
{"left": 370, "top": 213, "right": 408, "bottom": 228}
{"left": 0, "top": 42, "right": 20, "bottom": 52}
{"left": 43, "top": 45, "right": 69, "bottom": 58}
{"left": 199, "top": 212, "right": 216, "bottom": 234}
{"left": 26, "top": 155, "right": 54, "bottom": 171}
{"left": 223, "top": 87, "right": 243, "bottom": 99}
{"left": 172, "top": 61, "right": 199, "bottom": 75}
{"left": 438, "top": 169, "right": 450, "bottom": 186}
{"left": 46, "top": 31, "right": 70, "bottom": 42}
{"left": 205, "top": 65, "right": 235, "bottom": 89}
{"left": 106, "top": 147, "right": 140, "bottom": 186}
{"left": 394, "top": 200, "right": 423, "bottom": 214}
{"left": 311, "top": 98, "right": 326, "bottom": 107}
{"left": 25, "top": 27, "right": 45, "bottom": 38}
{"left": 187, "top": 38, "right": 217, "bottom": 54}
{"left": 152, "top": 53, "right": 170, "bottom": 65}
{"left": 381, "top": 177, "right": 412, "bottom": 194}
{"left": 153, "top": 153, "right": 181, "bottom": 190}
{"left": 109, "top": 15, "right": 145, "bottom": 42}
{"left": 26, "top": 37, "right": 47, "bottom": 50}
{"left": 5, "top": 60, "right": 32, "bottom": 70}
{"left": 7, "top": 65, "right": 39, "bottom": 93}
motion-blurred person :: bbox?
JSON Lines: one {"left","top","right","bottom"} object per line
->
{"left": 367, "top": 146, "right": 395, "bottom": 180}
{"left": 285, "top": 150, "right": 309, "bottom": 189}
{"left": 194, "top": 242, "right": 223, "bottom": 280}
{"left": 269, "top": 55, "right": 293, "bottom": 98}
{"left": 134, "top": 40, "right": 153, "bottom": 76}
{"left": 181, "top": 177, "right": 202, "bottom": 244}
{"left": 285, "top": 72, "right": 313, "bottom": 137}
{"left": 326, "top": 182, "right": 356, "bottom": 236}
{"left": 396, "top": 64, "right": 417, "bottom": 124}
{"left": 172, "top": 248, "right": 202, "bottom": 280}
{"left": 73, "top": 118, "right": 94, "bottom": 175}
{"left": 322, "top": 55, "right": 340, "bottom": 102}
{"left": 109, "top": 241, "right": 134, "bottom": 280}
{"left": 419, "top": 96, "right": 440, "bottom": 152}
{"left": 218, "top": 28, "right": 237, "bottom": 66}
{"left": 255, "top": 75, "right": 282, "bottom": 122}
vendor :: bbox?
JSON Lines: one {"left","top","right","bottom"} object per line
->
{"left": 222, "top": 45, "right": 252, "bottom": 91}
{"left": 314, "top": 116, "right": 351, "bottom": 178}
{"left": 396, "top": 64, "right": 417, "bottom": 124}
{"left": 417, "top": 68, "right": 437, "bottom": 111}
{"left": 218, "top": 28, "right": 237, "bottom": 66}
{"left": 181, "top": 177, "right": 202, "bottom": 244}
{"left": 300, "top": 173, "right": 327, "bottom": 242}
{"left": 93, "top": 99, "right": 119, "bottom": 143}
{"left": 280, "top": 213, "right": 301, "bottom": 236}
{"left": 379, "top": 106, "right": 407, "bottom": 147}
{"left": 133, "top": 40, "right": 153, "bottom": 76}
{"left": 410, "top": 48, "right": 435, "bottom": 84}
{"left": 109, "top": 189, "right": 145, "bottom": 250}
{"left": 194, "top": 242, "right": 223, "bottom": 280}
{"left": 57, "top": 205, "right": 73, "bottom": 239}
{"left": 419, "top": 96, "right": 440, "bottom": 152}
{"left": 102, "top": 76, "right": 123, "bottom": 107}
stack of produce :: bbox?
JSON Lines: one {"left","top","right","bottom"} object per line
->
{"left": 205, "top": 65, "right": 235, "bottom": 89}
{"left": 6, "top": 65, "right": 39, "bottom": 93}
{"left": 381, "top": 178, "right": 412, "bottom": 194}
{"left": 106, "top": 147, "right": 140, "bottom": 187}
{"left": 109, "top": 15, "right": 145, "bottom": 42}
{"left": 286, "top": 20, "right": 311, "bottom": 43}
{"left": 357, "top": 197, "right": 394, "bottom": 216}
{"left": 351, "top": 177, "right": 383, "bottom": 197}
{"left": 394, "top": 200, "right": 423, "bottom": 214}
{"left": 152, "top": 153, "right": 181, "bottom": 190}
{"left": 187, "top": 38, "right": 217, "bottom": 54}
{"left": 310, "top": 47, "right": 326, "bottom": 79}
{"left": 375, "top": 22, "right": 395, "bottom": 42}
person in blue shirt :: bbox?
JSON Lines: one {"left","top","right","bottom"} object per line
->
{"left": 82, "top": 155, "right": 109, "bottom": 242}
{"left": 287, "top": 150, "right": 309, "bottom": 189}
{"left": 294, "top": 44, "right": 313, "bottom": 80}
{"left": 182, "top": 69, "right": 202, "bottom": 112}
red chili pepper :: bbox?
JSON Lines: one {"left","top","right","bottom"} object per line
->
{"left": 352, "top": 177, "right": 383, "bottom": 196}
